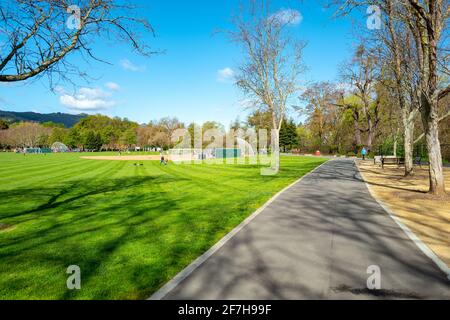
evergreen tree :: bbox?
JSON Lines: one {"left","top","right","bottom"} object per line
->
{"left": 85, "top": 131, "right": 103, "bottom": 151}
{"left": 280, "top": 118, "right": 299, "bottom": 152}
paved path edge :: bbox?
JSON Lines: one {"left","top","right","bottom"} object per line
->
{"left": 355, "top": 161, "right": 450, "bottom": 281}
{"left": 148, "top": 159, "right": 331, "bottom": 300}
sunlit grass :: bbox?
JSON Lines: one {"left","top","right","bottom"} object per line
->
{"left": 0, "top": 152, "right": 327, "bottom": 299}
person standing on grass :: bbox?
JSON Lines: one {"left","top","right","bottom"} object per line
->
{"left": 160, "top": 153, "right": 167, "bottom": 166}
{"left": 361, "top": 147, "right": 367, "bottom": 161}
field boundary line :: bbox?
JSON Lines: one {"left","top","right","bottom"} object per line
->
{"left": 148, "top": 159, "right": 331, "bottom": 300}
{"left": 355, "top": 161, "right": 450, "bottom": 282}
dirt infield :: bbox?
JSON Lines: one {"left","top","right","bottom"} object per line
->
{"left": 81, "top": 155, "right": 167, "bottom": 161}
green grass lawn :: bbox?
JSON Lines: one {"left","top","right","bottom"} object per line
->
{"left": 0, "top": 152, "right": 327, "bottom": 299}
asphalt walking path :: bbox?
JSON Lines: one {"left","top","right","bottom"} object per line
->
{"left": 158, "top": 159, "right": 450, "bottom": 299}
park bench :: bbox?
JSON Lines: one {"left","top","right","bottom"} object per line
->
{"left": 381, "top": 156, "right": 405, "bottom": 169}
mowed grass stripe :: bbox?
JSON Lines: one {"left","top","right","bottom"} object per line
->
{"left": 0, "top": 155, "right": 90, "bottom": 182}
{"left": 0, "top": 157, "right": 115, "bottom": 187}
{"left": 0, "top": 152, "right": 126, "bottom": 173}
{"left": 0, "top": 154, "right": 80, "bottom": 172}
{"left": 0, "top": 154, "right": 99, "bottom": 176}
{"left": 0, "top": 161, "right": 128, "bottom": 223}
{"left": 0, "top": 161, "right": 130, "bottom": 242}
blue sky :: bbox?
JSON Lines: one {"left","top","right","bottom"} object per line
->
{"left": 0, "top": 0, "right": 364, "bottom": 127}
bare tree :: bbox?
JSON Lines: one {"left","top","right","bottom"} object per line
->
{"left": 404, "top": 0, "right": 448, "bottom": 194}
{"left": 379, "top": 0, "right": 449, "bottom": 184}
{"left": 330, "top": 0, "right": 448, "bottom": 194}
{"left": 158, "top": 117, "right": 185, "bottom": 139}
{"left": 229, "top": 0, "right": 305, "bottom": 171}
{"left": 298, "top": 82, "right": 342, "bottom": 150}
{"left": 0, "top": 0, "right": 155, "bottom": 85}
{"left": 374, "top": 0, "right": 421, "bottom": 176}
{"left": 137, "top": 125, "right": 155, "bottom": 148}
{"left": 2, "top": 122, "right": 51, "bottom": 148}
{"left": 339, "top": 44, "right": 381, "bottom": 152}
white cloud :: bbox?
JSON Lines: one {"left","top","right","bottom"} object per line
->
{"left": 271, "top": 9, "right": 303, "bottom": 25}
{"left": 60, "top": 95, "right": 116, "bottom": 111}
{"left": 217, "top": 67, "right": 235, "bottom": 83}
{"left": 77, "top": 87, "right": 111, "bottom": 99}
{"left": 59, "top": 87, "right": 117, "bottom": 111}
{"left": 105, "top": 82, "right": 120, "bottom": 91}
{"left": 120, "top": 59, "right": 145, "bottom": 72}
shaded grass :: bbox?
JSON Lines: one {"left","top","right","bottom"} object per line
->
{"left": 0, "top": 152, "right": 327, "bottom": 299}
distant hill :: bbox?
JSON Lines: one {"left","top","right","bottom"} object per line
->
{"left": 0, "top": 110, "right": 87, "bottom": 128}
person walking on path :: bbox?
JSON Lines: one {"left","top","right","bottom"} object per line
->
{"left": 361, "top": 147, "right": 368, "bottom": 160}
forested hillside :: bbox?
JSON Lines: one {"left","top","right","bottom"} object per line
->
{"left": 0, "top": 110, "right": 87, "bottom": 128}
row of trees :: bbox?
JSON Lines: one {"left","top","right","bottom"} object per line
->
{"left": 0, "top": 122, "right": 52, "bottom": 148}
{"left": 230, "top": 1, "right": 448, "bottom": 194}
{"left": 0, "top": 116, "right": 181, "bottom": 151}
{"left": 0, "top": 112, "right": 304, "bottom": 153}
{"left": 330, "top": 0, "right": 449, "bottom": 195}
{"left": 0, "top": 116, "right": 138, "bottom": 151}
{"left": 295, "top": 76, "right": 448, "bottom": 157}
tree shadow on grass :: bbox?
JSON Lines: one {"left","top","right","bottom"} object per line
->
{"left": 0, "top": 174, "right": 190, "bottom": 220}
{"left": 0, "top": 167, "right": 291, "bottom": 299}
{"left": 0, "top": 173, "right": 194, "bottom": 299}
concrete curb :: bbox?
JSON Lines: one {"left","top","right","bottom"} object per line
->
{"left": 148, "top": 159, "right": 331, "bottom": 300}
{"left": 354, "top": 160, "right": 450, "bottom": 282}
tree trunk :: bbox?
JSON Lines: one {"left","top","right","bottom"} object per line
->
{"left": 403, "top": 118, "right": 415, "bottom": 176}
{"left": 367, "top": 119, "right": 373, "bottom": 152}
{"left": 393, "top": 130, "right": 398, "bottom": 157}
{"left": 403, "top": 107, "right": 417, "bottom": 176}
{"left": 421, "top": 95, "right": 446, "bottom": 195}
{"left": 261, "top": 128, "right": 280, "bottom": 176}
{"left": 354, "top": 120, "right": 362, "bottom": 146}
{"left": 366, "top": 130, "right": 374, "bottom": 153}
{"left": 272, "top": 128, "right": 280, "bottom": 171}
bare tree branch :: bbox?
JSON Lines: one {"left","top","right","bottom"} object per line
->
{"left": 0, "top": 0, "right": 157, "bottom": 85}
